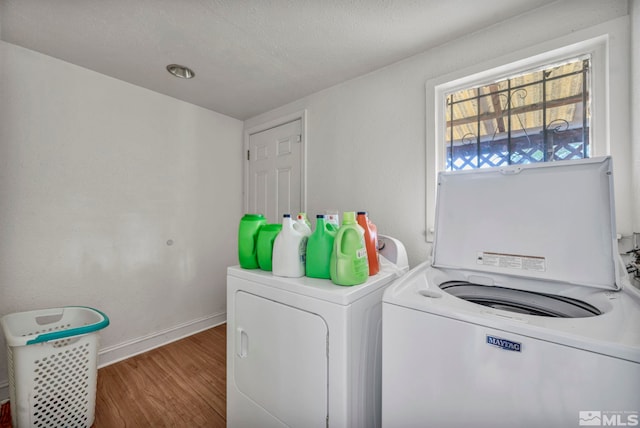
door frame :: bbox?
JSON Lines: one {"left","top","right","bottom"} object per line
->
{"left": 243, "top": 109, "right": 307, "bottom": 216}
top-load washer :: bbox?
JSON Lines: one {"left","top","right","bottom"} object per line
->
{"left": 382, "top": 157, "right": 640, "bottom": 428}
{"left": 228, "top": 235, "right": 408, "bottom": 428}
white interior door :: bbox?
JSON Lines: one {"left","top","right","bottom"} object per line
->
{"left": 248, "top": 119, "right": 303, "bottom": 223}
{"left": 234, "top": 291, "right": 328, "bottom": 427}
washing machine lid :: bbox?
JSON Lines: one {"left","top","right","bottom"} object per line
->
{"left": 432, "top": 157, "right": 620, "bottom": 290}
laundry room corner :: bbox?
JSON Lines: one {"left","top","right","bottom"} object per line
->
{"left": 0, "top": 40, "right": 244, "bottom": 400}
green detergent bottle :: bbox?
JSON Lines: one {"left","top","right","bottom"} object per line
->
{"left": 330, "top": 211, "right": 369, "bottom": 286}
{"left": 256, "top": 224, "right": 282, "bottom": 271}
{"left": 238, "top": 214, "right": 266, "bottom": 269}
{"left": 306, "top": 215, "right": 336, "bottom": 279}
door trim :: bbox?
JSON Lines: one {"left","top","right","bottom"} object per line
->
{"left": 243, "top": 110, "right": 307, "bottom": 215}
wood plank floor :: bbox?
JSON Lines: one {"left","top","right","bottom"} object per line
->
{"left": 93, "top": 323, "right": 227, "bottom": 427}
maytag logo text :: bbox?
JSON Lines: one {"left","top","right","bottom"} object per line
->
{"left": 486, "top": 335, "right": 521, "bottom": 352}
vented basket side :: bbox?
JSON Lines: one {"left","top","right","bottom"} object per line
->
{"left": 0, "top": 307, "right": 107, "bottom": 428}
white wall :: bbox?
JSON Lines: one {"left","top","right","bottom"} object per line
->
{"left": 0, "top": 41, "right": 243, "bottom": 397}
{"left": 245, "top": 0, "right": 634, "bottom": 268}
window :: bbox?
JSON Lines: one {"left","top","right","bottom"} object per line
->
{"left": 445, "top": 56, "right": 591, "bottom": 170}
{"left": 425, "top": 33, "right": 613, "bottom": 242}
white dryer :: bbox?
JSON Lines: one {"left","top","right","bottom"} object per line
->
{"left": 382, "top": 157, "right": 640, "bottom": 428}
{"left": 228, "top": 235, "right": 408, "bottom": 428}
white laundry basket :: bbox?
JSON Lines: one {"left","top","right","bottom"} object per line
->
{"left": 0, "top": 306, "right": 109, "bottom": 428}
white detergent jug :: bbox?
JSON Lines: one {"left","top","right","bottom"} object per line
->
{"left": 272, "top": 214, "right": 310, "bottom": 277}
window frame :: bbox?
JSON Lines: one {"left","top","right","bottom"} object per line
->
{"left": 425, "top": 34, "right": 609, "bottom": 243}
{"left": 444, "top": 55, "right": 592, "bottom": 169}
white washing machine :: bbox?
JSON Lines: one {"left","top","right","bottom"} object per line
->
{"left": 382, "top": 157, "right": 640, "bottom": 428}
{"left": 227, "top": 235, "right": 408, "bottom": 428}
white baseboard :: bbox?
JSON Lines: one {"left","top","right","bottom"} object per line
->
{"left": 0, "top": 312, "right": 226, "bottom": 401}
{"left": 98, "top": 311, "right": 227, "bottom": 368}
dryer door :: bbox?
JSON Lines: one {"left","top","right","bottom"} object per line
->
{"left": 234, "top": 291, "right": 328, "bottom": 427}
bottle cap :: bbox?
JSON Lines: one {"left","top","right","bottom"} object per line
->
{"left": 283, "top": 214, "right": 291, "bottom": 218}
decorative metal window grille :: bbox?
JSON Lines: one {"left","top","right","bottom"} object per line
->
{"left": 445, "top": 56, "right": 590, "bottom": 170}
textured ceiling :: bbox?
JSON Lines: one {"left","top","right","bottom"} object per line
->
{"left": 0, "top": 0, "right": 557, "bottom": 120}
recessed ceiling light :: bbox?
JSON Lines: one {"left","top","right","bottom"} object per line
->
{"left": 166, "top": 64, "right": 195, "bottom": 79}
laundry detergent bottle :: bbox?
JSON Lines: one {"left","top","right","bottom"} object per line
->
{"left": 357, "top": 211, "right": 380, "bottom": 275}
{"left": 238, "top": 214, "right": 266, "bottom": 269}
{"left": 330, "top": 211, "right": 369, "bottom": 286}
{"left": 272, "top": 214, "right": 310, "bottom": 277}
{"left": 306, "top": 215, "right": 337, "bottom": 279}
{"left": 324, "top": 211, "right": 340, "bottom": 229}
{"left": 256, "top": 223, "right": 282, "bottom": 271}
{"left": 297, "top": 213, "right": 312, "bottom": 232}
